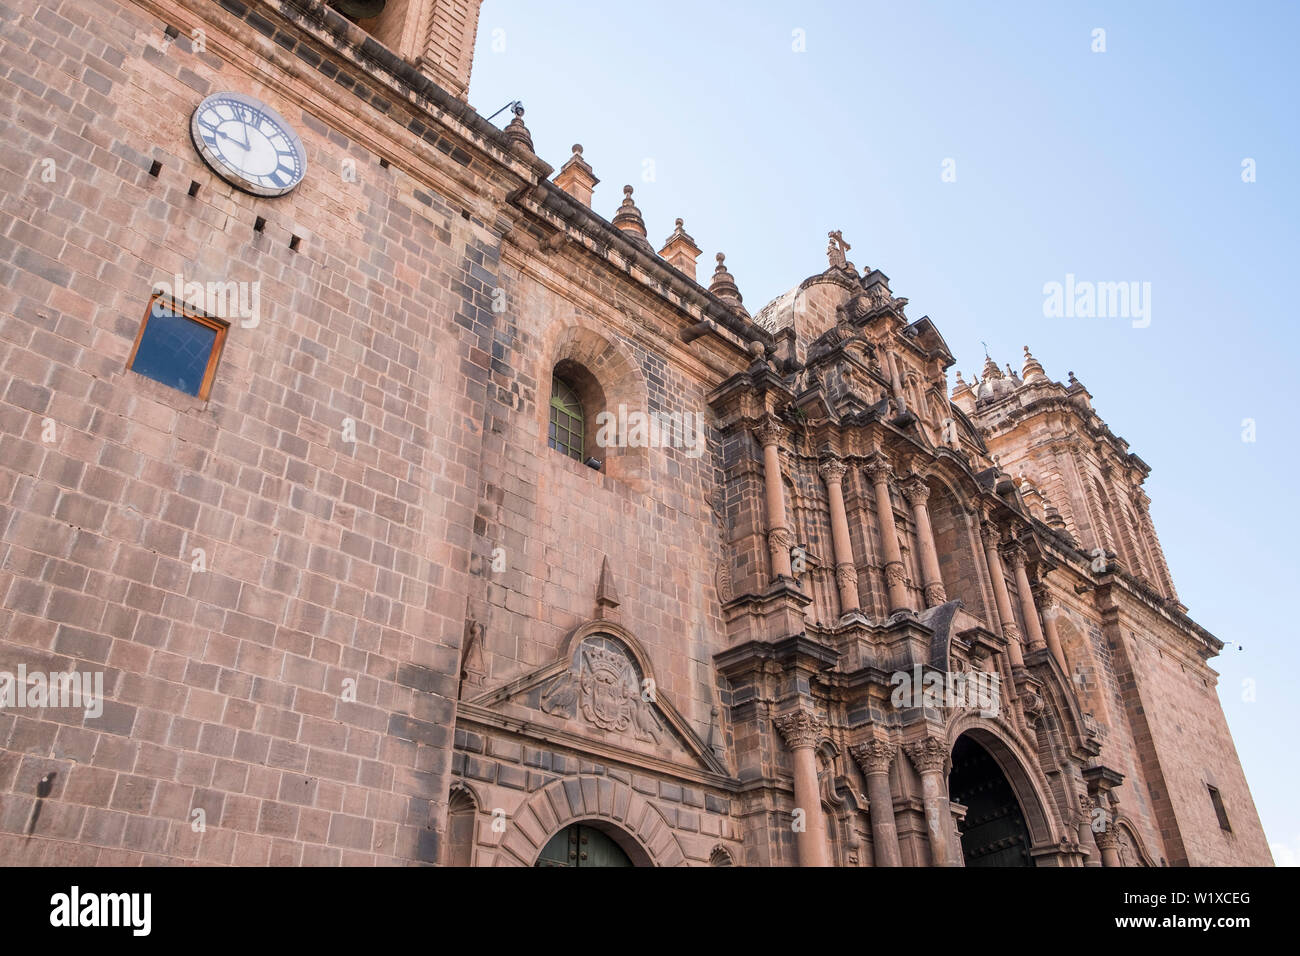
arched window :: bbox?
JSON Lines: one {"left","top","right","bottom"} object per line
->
{"left": 549, "top": 374, "right": 585, "bottom": 461}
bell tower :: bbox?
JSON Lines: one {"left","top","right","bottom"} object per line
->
{"left": 336, "top": 0, "right": 484, "bottom": 100}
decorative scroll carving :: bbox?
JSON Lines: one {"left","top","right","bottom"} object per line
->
{"left": 835, "top": 563, "right": 859, "bottom": 591}
{"left": 715, "top": 560, "right": 734, "bottom": 604}
{"left": 923, "top": 582, "right": 947, "bottom": 605}
{"left": 540, "top": 636, "right": 663, "bottom": 743}
{"left": 849, "top": 739, "right": 896, "bottom": 776}
{"left": 884, "top": 562, "right": 906, "bottom": 588}
{"left": 773, "top": 709, "right": 827, "bottom": 750}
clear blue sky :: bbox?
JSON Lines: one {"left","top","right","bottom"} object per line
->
{"left": 472, "top": 0, "right": 1300, "bottom": 863}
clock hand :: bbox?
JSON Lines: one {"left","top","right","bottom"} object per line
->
{"left": 214, "top": 129, "right": 248, "bottom": 163}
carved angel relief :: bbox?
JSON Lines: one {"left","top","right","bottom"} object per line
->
{"left": 540, "top": 636, "right": 664, "bottom": 743}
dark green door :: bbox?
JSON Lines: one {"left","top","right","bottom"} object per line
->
{"left": 535, "top": 824, "right": 634, "bottom": 867}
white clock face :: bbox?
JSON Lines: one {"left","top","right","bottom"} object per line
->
{"left": 190, "top": 92, "right": 307, "bottom": 197}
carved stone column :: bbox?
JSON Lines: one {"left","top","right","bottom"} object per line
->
{"left": 901, "top": 476, "right": 946, "bottom": 607}
{"left": 819, "top": 457, "right": 860, "bottom": 615}
{"left": 774, "top": 709, "right": 831, "bottom": 867}
{"left": 904, "top": 736, "right": 955, "bottom": 866}
{"left": 866, "top": 458, "right": 910, "bottom": 614}
{"left": 1006, "top": 544, "right": 1047, "bottom": 652}
{"left": 757, "top": 418, "right": 793, "bottom": 582}
{"left": 981, "top": 523, "right": 1025, "bottom": 669}
{"left": 1035, "top": 587, "right": 1069, "bottom": 673}
{"left": 850, "top": 740, "right": 901, "bottom": 866}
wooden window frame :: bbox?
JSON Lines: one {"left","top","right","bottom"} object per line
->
{"left": 549, "top": 373, "right": 585, "bottom": 462}
{"left": 127, "top": 291, "right": 230, "bottom": 401}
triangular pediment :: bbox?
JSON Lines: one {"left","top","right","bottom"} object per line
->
{"left": 467, "top": 620, "right": 729, "bottom": 776}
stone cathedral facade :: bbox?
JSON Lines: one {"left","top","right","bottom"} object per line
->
{"left": 0, "top": 0, "right": 1271, "bottom": 866}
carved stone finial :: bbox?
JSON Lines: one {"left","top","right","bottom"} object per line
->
{"left": 658, "top": 217, "right": 702, "bottom": 281}
{"left": 554, "top": 143, "right": 599, "bottom": 206}
{"left": 596, "top": 555, "right": 620, "bottom": 612}
{"left": 774, "top": 709, "right": 827, "bottom": 750}
{"left": 502, "top": 104, "right": 534, "bottom": 154}
{"left": 1022, "top": 345, "right": 1046, "bottom": 383}
{"left": 709, "top": 252, "right": 744, "bottom": 307}
{"left": 612, "top": 184, "right": 649, "bottom": 243}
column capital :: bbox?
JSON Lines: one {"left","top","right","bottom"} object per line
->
{"left": 818, "top": 456, "right": 848, "bottom": 484}
{"left": 774, "top": 709, "right": 827, "bottom": 751}
{"left": 904, "top": 736, "right": 949, "bottom": 774}
{"left": 980, "top": 521, "right": 1004, "bottom": 550}
{"left": 850, "top": 739, "right": 896, "bottom": 775}
{"left": 900, "top": 475, "right": 931, "bottom": 506}
{"left": 755, "top": 415, "right": 786, "bottom": 447}
{"left": 1092, "top": 825, "right": 1120, "bottom": 851}
{"left": 1002, "top": 541, "right": 1028, "bottom": 570}
{"left": 864, "top": 456, "right": 894, "bottom": 482}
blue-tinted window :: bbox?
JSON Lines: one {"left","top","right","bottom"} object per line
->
{"left": 129, "top": 297, "right": 223, "bottom": 398}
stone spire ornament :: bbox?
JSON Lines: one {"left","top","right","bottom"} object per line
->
{"left": 502, "top": 104, "right": 534, "bottom": 154}
{"left": 595, "top": 555, "right": 621, "bottom": 619}
{"left": 554, "top": 143, "right": 599, "bottom": 206}
{"left": 709, "top": 253, "right": 745, "bottom": 311}
{"left": 659, "top": 218, "right": 702, "bottom": 281}
{"left": 982, "top": 352, "right": 1003, "bottom": 380}
{"left": 612, "top": 185, "right": 649, "bottom": 245}
{"left": 1021, "top": 345, "right": 1046, "bottom": 383}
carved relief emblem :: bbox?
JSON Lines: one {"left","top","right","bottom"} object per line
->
{"left": 540, "top": 636, "right": 664, "bottom": 743}
{"left": 579, "top": 642, "right": 636, "bottom": 732}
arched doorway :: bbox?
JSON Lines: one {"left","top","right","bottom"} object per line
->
{"left": 535, "top": 822, "right": 634, "bottom": 867}
{"left": 948, "top": 734, "right": 1034, "bottom": 867}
